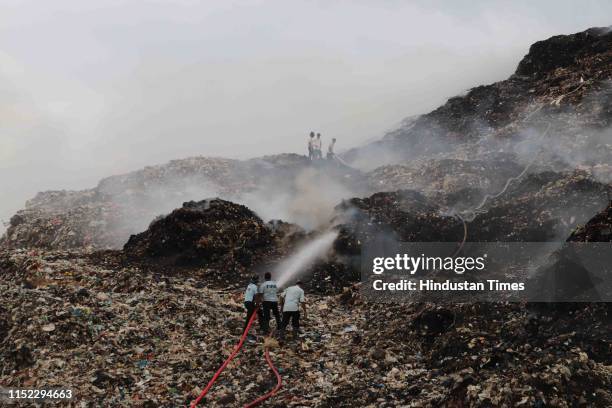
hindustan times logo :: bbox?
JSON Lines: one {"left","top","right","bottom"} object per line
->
{"left": 372, "top": 253, "right": 487, "bottom": 275}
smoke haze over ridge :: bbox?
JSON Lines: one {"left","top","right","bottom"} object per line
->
{"left": 1, "top": 0, "right": 612, "bottom": 231}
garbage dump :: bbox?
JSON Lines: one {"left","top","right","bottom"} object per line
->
{"left": 1, "top": 26, "right": 611, "bottom": 407}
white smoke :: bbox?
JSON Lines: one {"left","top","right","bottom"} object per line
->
{"left": 240, "top": 166, "right": 358, "bottom": 231}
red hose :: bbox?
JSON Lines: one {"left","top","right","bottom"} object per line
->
{"left": 190, "top": 309, "right": 259, "bottom": 407}
{"left": 244, "top": 347, "right": 283, "bottom": 407}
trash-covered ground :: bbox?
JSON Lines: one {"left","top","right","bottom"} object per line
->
{"left": 2, "top": 182, "right": 610, "bottom": 406}
{"left": 1, "top": 249, "right": 610, "bottom": 407}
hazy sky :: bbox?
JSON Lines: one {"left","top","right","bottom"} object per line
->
{"left": 1, "top": 0, "right": 611, "bottom": 227}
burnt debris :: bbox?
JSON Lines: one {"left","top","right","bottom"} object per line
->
{"left": 123, "top": 199, "right": 272, "bottom": 267}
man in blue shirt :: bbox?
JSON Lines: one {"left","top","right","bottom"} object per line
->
{"left": 243, "top": 275, "right": 263, "bottom": 337}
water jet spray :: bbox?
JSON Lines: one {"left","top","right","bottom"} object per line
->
{"left": 276, "top": 230, "right": 339, "bottom": 287}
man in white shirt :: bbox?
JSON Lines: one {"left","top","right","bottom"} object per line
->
{"left": 327, "top": 138, "right": 337, "bottom": 160}
{"left": 307, "top": 132, "right": 315, "bottom": 160}
{"left": 258, "top": 272, "right": 281, "bottom": 334}
{"left": 313, "top": 133, "right": 323, "bottom": 159}
{"left": 243, "top": 275, "right": 263, "bottom": 336}
{"left": 279, "top": 280, "right": 307, "bottom": 338}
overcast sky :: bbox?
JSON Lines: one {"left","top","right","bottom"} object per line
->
{"left": 1, "top": 0, "right": 611, "bottom": 227}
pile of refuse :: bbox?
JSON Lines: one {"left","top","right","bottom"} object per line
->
{"left": 121, "top": 199, "right": 312, "bottom": 288}
{"left": 1, "top": 154, "right": 364, "bottom": 251}
{"left": 366, "top": 153, "right": 523, "bottom": 210}
{"left": 1, "top": 248, "right": 610, "bottom": 407}
{"left": 345, "top": 26, "right": 612, "bottom": 165}
{"left": 124, "top": 199, "right": 272, "bottom": 265}
{"left": 334, "top": 190, "right": 463, "bottom": 245}
{"left": 335, "top": 169, "right": 611, "bottom": 248}
{"left": 1, "top": 191, "right": 127, "bottom": 250}
{"left": 468, "top": 169, "right": 611, "bottom": 241}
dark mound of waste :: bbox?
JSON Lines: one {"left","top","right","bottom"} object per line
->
{"left": 567, "top": 201, "right": 612, "bottom": 242}
{"left": 345, "top": 26, "right": 612, "bottom": 165}
{"left": 330, "top": 190, "right": 464, "bottom": 288}
{"left": 328, "top": 170, "right": 611, "bottom": 289}
{"left": 516, "top": 26, "right": 612, "bottom": 77}
{"left": 123, "top": 199, "right": 273, "bottom": 267}
{"left": 334, "top": 190, "right": 464, "bottom": 248}
{"left": 469, "top": 170, "right": 611, "bottom": 241}
{"left": 334, "top": 170, "right": 610, "bottom": 250}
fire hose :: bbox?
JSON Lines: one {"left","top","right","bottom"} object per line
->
{"left": 190, "top": 308, "right": 282, "bottom": 408}
{"left": 244, "top": 348, "right": 282, "bottom": 407}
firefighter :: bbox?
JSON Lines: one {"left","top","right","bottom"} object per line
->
{"left": 279, "top": 280, "right": 307, "bottom": 339}
{"left": 307, "top": 131, "right": 315, "bottom": 160}
{"left": 313, "top": 133, "right": 323, "bottom": 159}
{"left": 258, "top": 272, "right": 281, "bottom": 333}
{"left": 243, "top": 275, "right": 263, "bottom": 339}
{"left": 327, "top": 137, "right": 337, "bottom": 160}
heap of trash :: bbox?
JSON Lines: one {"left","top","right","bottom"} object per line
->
{"left": 367, "top": 153, "right": 523, "bottom": 200}
{"left": 1, "top": 190, "right": 127, "bottom": 250}
{"left": 345, "top": 26, "right": 612, "bottom": 164}
{"left": 1, "top": 154, "right": 364, "bottom": 251}
{"left": 1, "top": 26, "right": 611, "bottom": 407}
{"left": 1, "top": 247, "right": 610, "bottom": 407}
{"left": 124, "top": 199, "right": 272, "bottom": 265}
{"left": 335, "top": 169, "right": 611, "bottom": 248}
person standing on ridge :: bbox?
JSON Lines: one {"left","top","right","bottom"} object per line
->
{"left": 258, "top": 272, "right": 281, "bottom": 334}
{"left": 279, "top": 280, "right": 307, "bottom": 339}
{"left": 243, "top": 275, "right": 263, "bottom": 339}
{"left": 327, "top": 137, "right": 337, "bottom": 160}
{"left": 313, "top": 133, "right": 323, "bottom": 159}
{"left": 307, "top": 131, "right": 315, "bottom": 160}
